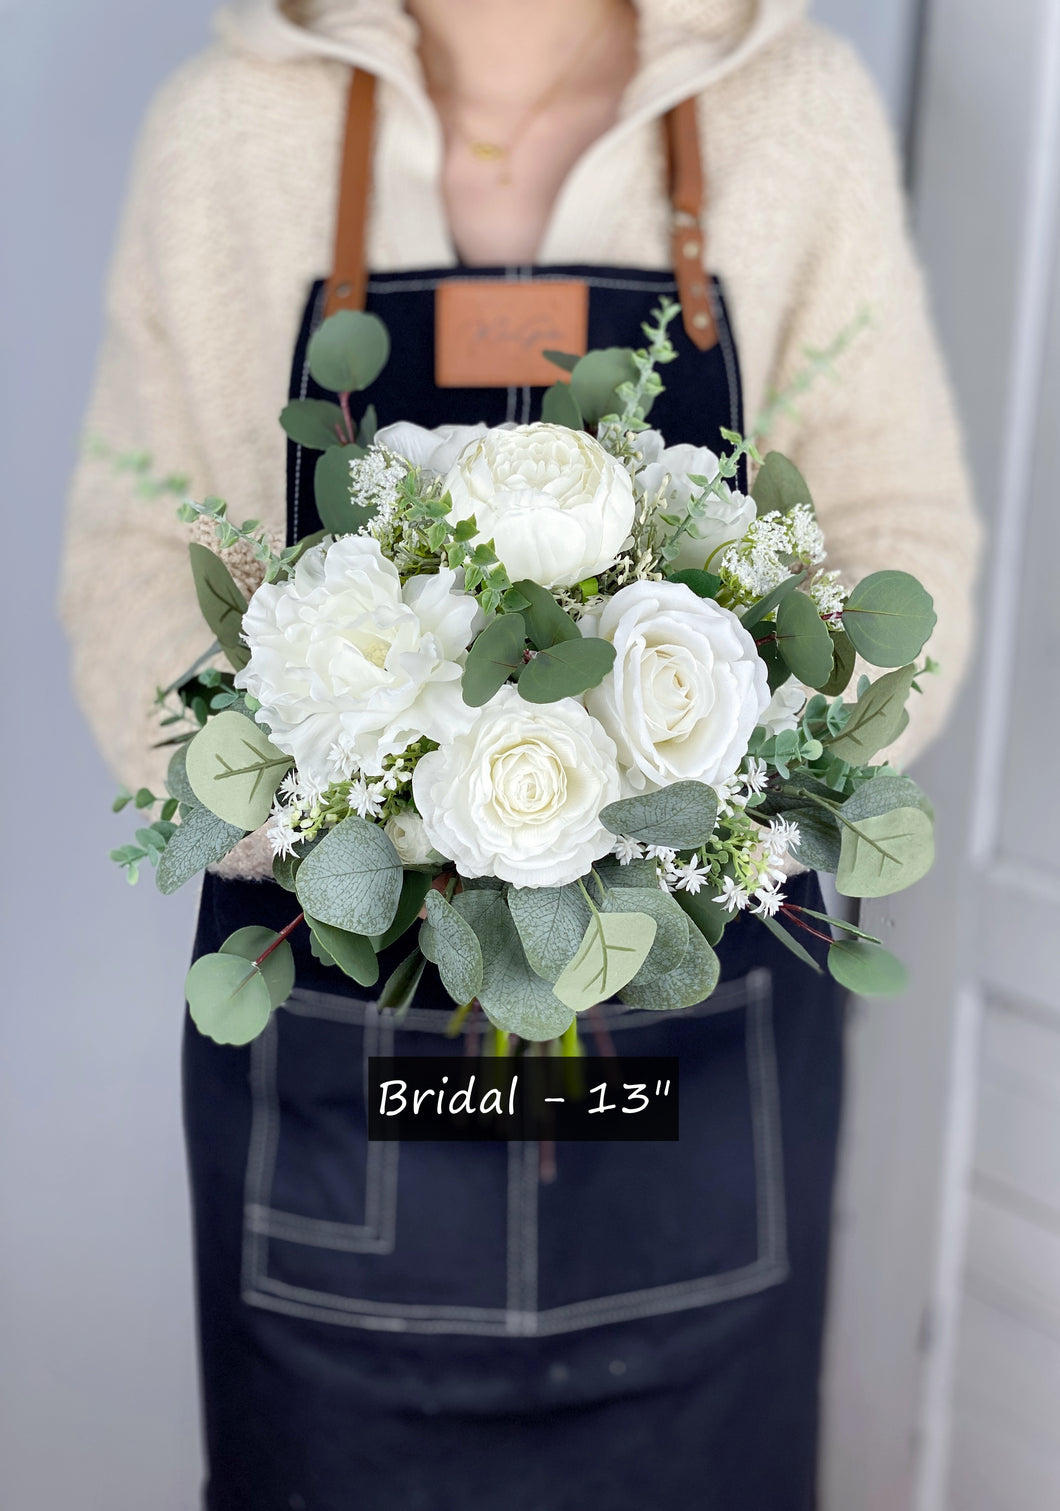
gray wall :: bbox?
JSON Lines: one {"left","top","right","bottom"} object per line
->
{"left": 0, "top": 4, "right": 921, "bottom": 1507}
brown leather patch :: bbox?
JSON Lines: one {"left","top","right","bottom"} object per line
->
{"left": 435, "top": 280, "right": 589, "bottom": 388}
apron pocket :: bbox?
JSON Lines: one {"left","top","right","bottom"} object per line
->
{"left": 240, "top": 969, "right": 787, "bottom": 1336}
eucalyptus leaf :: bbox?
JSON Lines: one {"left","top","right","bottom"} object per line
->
{"left": 185, "top": 710, "right": 292, "bottom": 829}
{"left": 305, "top": 914, "right": 379, "bottom": 988}
{"left": 452, "top": 890, "right": 573, "bottom": 1041}
{"left": 422, "top": 890, "right": 484, "bottom": 1003}
{"left": 541, "top": 382, "right": 582, "bottom": 429}
{"left": 666, "top": 568, "right": 723, "bottom": 600}
{"left": 372, "top": 870, "right": 433, "bottom": 950}
{"left": 820, "top": 629, "right": 856, "bottom": 697}
{"left": 294, "top": 814, "right": 403, "bottom": 934}
{"left": 600, "top": 886, "right": 689, "bottom": 987}
{"left": 751, "top": 451, "right": 813, "bottom": 516}
{"left": 314, "top": 443, "right": 372, "bottom": 535}
{"left": 827, "top": 938, "right": 908, "bottom": 996}
{"left": 185, "top": 952, "right": 273, "bottom": 1045}
{"left": 842, "top": 571, "right": 936, "bottom": 667}
{"left": 507, "top": 883, "right": 592, "bottom": 983}
{"left": 512, "top": 578, "right": 580, "bottom": 649}
{"left": 570, "top": 348, "right": 639, "bottom": 425}
{"left": 462, "top": 613, "right": 526, "bottom": 707}
{"left": 841, "top": 774, "right": 933, "bottom": 823}
{"left": 741, "top": 570, "right": 808, "bottom": 633}
{"left": 273, "top": 852, "right": 300, "bottom": 892}
{"left": 358, "top": 403, "right": 378, "bottom": 446}
{"left": 307, "top": 309, "right": 390, "bottom": 393}
{"left": 825, "top": 664, "right": 916, "bottom": 765}
{"left": 278, "top": 398, "right": 346, "bottom": 450}
{"left": 600, "top": 781, "right": 718, "bottom": 849}
{"left": 552, "top": 909, "right": 657, "bottom": 1013}
{"left": 675, "top": 887, "right": 728, "bottom": 947}
{"left": 188, "top": 544, "right": 249, "bottom": 672}
{"left": 619, "top": 918, "right": 719, "bottom": 1010}
{"left": 219, "top": 926, "right": 296, "bottom": 1009}
{"left": 165, "top": 743, "right": 196, "bottom": 807}
{"left": 517, "top": 637, "right": 615, "bottom": 703}
{"left": 835, "top": 806, "right": 935, "bottom": 898}
{"left": 378, "top": 948, "right": 426, "bottom": 1015}
{"left": 542, "top": 350, "right": 580, "bottom": 373}
{"left": 156, "top": 804, "right": 245, "bottom": 895}
{"left": 592, "top": 856, "right": 664, "bottom": 891}
{"left": 775, "top": 591, "right": 834, "bottom": 687}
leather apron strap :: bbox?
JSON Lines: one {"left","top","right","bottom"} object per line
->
{"left": 323, "top": 68, "right": 718, "bottom": 351}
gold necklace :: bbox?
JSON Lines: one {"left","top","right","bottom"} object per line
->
{"left": 454, "top": 12, "right": 616, "bottom": 185}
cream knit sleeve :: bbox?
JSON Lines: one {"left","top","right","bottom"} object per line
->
{"left": 759, "top": 34, "right": 984, "bottom": 769}
{"left": 59, "top": 83, "right": 222, "bottom": 796}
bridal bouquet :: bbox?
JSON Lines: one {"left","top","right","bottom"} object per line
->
{"left": 111, "top": 303, "right": 938, "bottom": 1047}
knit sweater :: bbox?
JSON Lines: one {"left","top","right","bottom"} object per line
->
{"left": 59, "top": 0, "right": 982, "bottom": 881}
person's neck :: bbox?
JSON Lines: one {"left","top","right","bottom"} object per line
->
{"left": 407, "top": 0, "right": 633, "bottom": 114}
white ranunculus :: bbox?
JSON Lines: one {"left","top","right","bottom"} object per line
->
{"left": 384, "top": 810, "right": 436, "bottom": 866}
{"left": 584, "top": 579, "right": 769, "bottom": 793}
{"left": 372, "top": 421, "right": 490, "bottom": 476}
{"left": 412, "top": 686, "right": 622, "bottom": 887}
{"left": 759, "top": 678, "right": 807, "bottom": 736}
{"left": 440, "top": 422, "right": 636, "bottom": 589}
{"left": 235, "top": 535, "right": 482, "bottom": 788}
{"left": 638, "top": 434, "right": 756, "bottom": 574}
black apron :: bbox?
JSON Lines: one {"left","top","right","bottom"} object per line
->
{"left": 184, "top": 87, "right": 844, "bottom": 1511}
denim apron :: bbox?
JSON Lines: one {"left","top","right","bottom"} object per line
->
{"left": 184, "top": 81, "right": 844, "bottom": 1511}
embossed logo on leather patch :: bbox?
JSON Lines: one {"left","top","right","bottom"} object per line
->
{"left": 435, "top": 280, "right": 589, "bottom": 388}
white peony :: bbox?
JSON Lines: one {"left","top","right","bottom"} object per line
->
{"left": 372, "top": 421, "right": 489, "bottom": 476}
{"left": 759, "top": 678, "right": 807, "bottom": 736}
{"left": 384, "top": 810, "right": 437, "bottom": 866}
{"left": 412, "top": 686, "right": 622, "bottom": 888}
{"left": 584, "top": 579, "right": 769, "bottom": 793}
{"left": 440, "top": 422, "right": 636, "bottom": 589}
{"left": 235, "top": 535, "right": 482, "bottom": 788}
{"left": 637, "top": 432, "right": 756, "bottom": 574}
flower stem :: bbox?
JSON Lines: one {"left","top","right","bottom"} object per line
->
{"left": 255, "top": 913, "right": 305, "bottom": 967}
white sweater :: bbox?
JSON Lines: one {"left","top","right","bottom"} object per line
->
{"left": 60, "top": 0, "right": 982, "bottom": 880}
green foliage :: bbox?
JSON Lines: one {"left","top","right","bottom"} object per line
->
{"left": 756, "top": 912, "right": 823, "bottom": 974}
{"left": 452, "top": 890, "right": 573, "bottom": 1040}
{"left": 598, "top": 886, "right": 688, "bottom": 989}
{"left": 188, "top": 543, "right": 250, "bottom": 671}
{"left": 185, "top": 952, "right": 274, "bottom": 1045}
{"left": 740, "top": 570, "right": 808, "bottom": 633}
{"left": 420, "top": 890, "right": 484, "bottom": 1004}
{"left": 592, "top": 856, "right": 664, "bottom": 890}
{"left": 294, "top": 815, "right": 403, "bottom": 935}
{"left": 314, "top": 444, "right": 371, "bottom": 535}
{"left": 674, "top": 887, "right": 728, "bottom": 947}
{"left": 774, "top": 591, "right": 834, "bottom": 687}
{"left": 507, "top": 883, "right": 592, "bottom": 983}
{"left": 541, "top": 382, "right": 582, "bottom": 429}
{"left": 600, "top": 781, "right": 718, "bottom": 849}
{"left": 372, "top": 870, "right": 433, "bottom": 950}
{"left": 219, "top": 926, "right": 296, "bottom": 1009}
{"left": 819, "top": 628, "right": 856, "bottom": 697}
{"left": 666, "top": 568, "right": 722, "bottom": 600}
{"left": 827, "top": 938, "right": 908, "bottom": 995}
{"left": 278, "top": 398, "right": 346, "bottom": 450}
{"left": 185, "top": 710, "right": 292, "bottom": 828}
{"left": 842, "top": 571, "right": 936, "bottom": 666}
{"left": 840, "top": 773, "right": 933, "bottom": 823}
{"left": 552, "top": 906, "right": 657, "bottom": 1013}
{"left": 307, "top": 310, "right": 390, "bottom": 394}
{"left": 156, "top": 804, "right": 245, "bottom": 895}
{"left": 272, "top": 852, "right": 300, "bottom": 892}
{"left": 619, "top": 917, "right": 719, "bottom": 1010}
{"left": 517, "top": 637, "right": 616, "bottom": 703}
{"left": 569, "top": 348, "right": 640, "bottom": 426}
{"left": 542, "top": 350, "right": 579, "bottom": 373}
{"left": 378, "top": 948, "right": 426, "bottom": 1015}
{"left": 835, "top": 806, "right": 935, "bottom": 898}
{"left": 305, "top": 914, "right": 379, "bottom": 987}
{"left": 825, "top": 664, "right": 916, "bottom": 765}
{"left": 359, "top": 403, "right": 378, "bottom": 446}
{"left": 461, "top": 613, "right": 527, "bottom": 706}
{"left": 513, "top": 578, "right": 580, "bottom": 649}
{"left": 751, "top": 451, "right": 813, "bottom": 517}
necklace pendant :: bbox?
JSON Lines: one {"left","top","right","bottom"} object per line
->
{"left": 469, "top": 141, "right": 506, "bottom": 164}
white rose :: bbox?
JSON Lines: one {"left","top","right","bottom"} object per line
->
{"left": 584, "top": 579, "right": 769, "bottom": 792}
{"left": 638, "top": 435, "right": 756, "bottom": 574}
{"left": 759, "top": 678, "right": 807, "bottom": 736}
{"left": 441, "top": 422, "right": 636, "bottom": 588}
{"left": 372, "top": 421, "right": 490, "bottom": 475}
{"left": 384, "top": 810, "right": 436, "bottom": 866}
{"left": 412, "top": 686, "right": 621, "bottom": 887}
{"left": 235, "top": 536, "right": 482, "bottom": 788}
